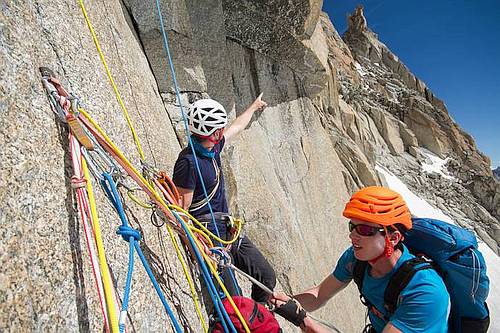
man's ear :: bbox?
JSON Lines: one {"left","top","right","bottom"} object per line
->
{"left": 389, "top": 230, "right": 402, "bottom": 245}
{"left": 219, "top": 128, "right": 226, "bottom": 139}
{"left": 213, "top": 129, "right": 222, "bottom": 140}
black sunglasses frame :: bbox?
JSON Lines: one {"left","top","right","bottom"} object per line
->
{"left": 348, "top": 221, "right": 385, "bottom": 236}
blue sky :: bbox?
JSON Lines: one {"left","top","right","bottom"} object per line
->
{"left": 323, "top": 1, "right": 500, "bottom": 169}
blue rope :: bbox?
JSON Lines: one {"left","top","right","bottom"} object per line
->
{"left": 152, "top": 0, "right": 241, "bottom": 328}
{"left": 100, "top": 172, "right": 183, "bottom": 333}
{"left": 171, "top": 210, "right": 237, "bottom": 333}
{"left": 153, "top": 0, "right": 222, "bottom": 242}
{"left": 120, "top": 231, "right": 135, "bottom": 332}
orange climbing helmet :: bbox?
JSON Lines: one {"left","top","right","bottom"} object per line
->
{"left": 343, "top": 186, "right": 412, "bottom": 230}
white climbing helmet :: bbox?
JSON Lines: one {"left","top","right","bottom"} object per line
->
{"left": 187, "top": 99, "right": 228, "bottom": 137}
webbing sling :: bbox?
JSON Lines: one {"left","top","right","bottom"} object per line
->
{"left": 190, "top": 159, "right": 221, "bottom": 212}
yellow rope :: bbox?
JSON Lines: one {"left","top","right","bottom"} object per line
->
{"left": 165, "top": 224, "right": 208, "bottom": 332}
{"left": 79, "top": 108, "right": 248, "bottom": 331}
{"left": 126, "top": 188, "right": 155, "bottom": 209}
{"left": 187, "top": 226, "right": 251, "bottom": 333}
{"left": 189, "top": 226, "right": 214, "bottom": 249}
{"left": 77, "top": 0, "right": 145, "bottom": 161}
{"left": 168, "top": 204, "right": 243, "bottom": 245}
{"left": 82, "top": 157, "right": 120, "bottom": 333}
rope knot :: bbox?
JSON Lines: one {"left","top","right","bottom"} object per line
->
{"left": 117, "top": 225, "right": 141, "bottom": 242}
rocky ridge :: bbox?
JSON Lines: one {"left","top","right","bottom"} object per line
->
{"left": 494, "top": 167, "right": 500, "bottom": 180}
{"left": 330, "top": 6, "right": 500, "bottom": 251}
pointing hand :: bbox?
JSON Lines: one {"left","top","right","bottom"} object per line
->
{"left": 251, "top": 92, "right": 268, "bottom": 112}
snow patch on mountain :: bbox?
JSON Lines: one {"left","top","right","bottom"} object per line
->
{"left": 420, "top": 149, "right": 455, "bottom": 180}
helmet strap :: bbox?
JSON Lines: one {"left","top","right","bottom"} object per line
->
{"left": 383, "top": 226, "right": 394, "bottom": 258}
{"left": 196, "top": 128, "right": 224, "bottom": 145}
{"left": 384, "top": 235, "right": 394, "bottom": 258}
{"left": 368, "top": 227, "right": 394, "bottom": 265}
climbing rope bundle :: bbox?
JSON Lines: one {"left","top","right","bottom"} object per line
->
{"left": 41, "top": 65, "right": 249, "bottom": 333}
{"left": 40, "top": 1, "right": 343, "bottom": 333}
{"left": 40, "top": 3, "right": 250, "bottom": 332}
{"left": 77, "top": 1, "right": 249, "bottom": 331}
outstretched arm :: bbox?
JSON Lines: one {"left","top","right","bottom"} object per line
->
{"left": 294, "top": 274, "right": 348, "bottom": 312}
{"left": 270, "top": 274, "right": 348, "bottom": 313}
{"left": 302, "top": 317, "right": 332, "bottom": 333}
{"left": 224, "top": 93, "right": 267, "bottom": 143}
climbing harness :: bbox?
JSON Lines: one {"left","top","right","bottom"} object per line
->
{"left": 168, "top": 205, "right": 243, "bottom": 246}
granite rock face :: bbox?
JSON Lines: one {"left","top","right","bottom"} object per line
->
{"left": 1, "top": 0, "right": 362, "bottom": 332}
{"left": 1, "top": 1, "right": 499, "bottom": 332}
{"left": 1, "top": 1, "right": 191, "bottom": 331}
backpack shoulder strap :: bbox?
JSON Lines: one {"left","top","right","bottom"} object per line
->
{"left": 384, "top": 257, "right": 434, "bottom": 314}
{"left": 352, "top": 260, "right": 368, "bottom": 292}
{"left": 353, "top": 260, "right": 390, "bottom": 321}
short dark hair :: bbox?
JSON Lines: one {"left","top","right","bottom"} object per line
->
{"left": 387, "top": 223, "right": 408, "bottom": 234}
{"left": 387, "top": 223, "right": 407, "bottom": 250}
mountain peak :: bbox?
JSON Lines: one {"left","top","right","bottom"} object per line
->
{"left": 347, "top": 5, "right": 368, "bottom": 32}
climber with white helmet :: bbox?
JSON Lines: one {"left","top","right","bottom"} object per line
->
{"left": 173, "top": 93, "right": 276, "bottom": 303}
{"left": 270, "top": 186, "right": 450, "bottom": 333}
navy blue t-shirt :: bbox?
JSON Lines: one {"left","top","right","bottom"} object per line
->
{"left": 172, "top": 137, "right": 228, "bottom": 218}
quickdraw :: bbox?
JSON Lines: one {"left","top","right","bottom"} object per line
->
{"left": 40, "top": 67, "right": 94, "bottom": 150}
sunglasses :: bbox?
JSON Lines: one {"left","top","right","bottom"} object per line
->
{"left": 348, "top": 221, "right": 385, "bottom": 236}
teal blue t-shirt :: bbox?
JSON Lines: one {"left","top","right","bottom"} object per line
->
{"left": 333, "top": 245, "right": 450, "bottom": 332}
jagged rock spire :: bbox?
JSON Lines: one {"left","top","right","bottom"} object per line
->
{"left": 347, "top": 5, "right": 367, "bottom": 32}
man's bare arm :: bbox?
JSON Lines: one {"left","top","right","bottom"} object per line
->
{"left": 177, "top": 187, "right": 194, "bottom": 210}
{"left": 224, "top": 93, "right": 267, "bottom": 143}
{"left": 293, "top": 275, "right": 349, "bottom": 312}
{"left": 271, "top": 275, "right": 348, "bottom": 313}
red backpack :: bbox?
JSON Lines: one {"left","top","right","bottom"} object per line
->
{"left": 210, "top": 296, "right": 282, "bottom": 333}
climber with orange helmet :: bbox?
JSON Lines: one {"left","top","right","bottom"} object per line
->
{"left": 270, "top": 186, "right": 450, "bottom": 333}
{"left": 173, "top": 93, "right": 276, "bottom": 303}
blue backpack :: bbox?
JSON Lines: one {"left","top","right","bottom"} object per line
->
{"left": 353, "top": 217, "right": 490, "bottom": 333}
